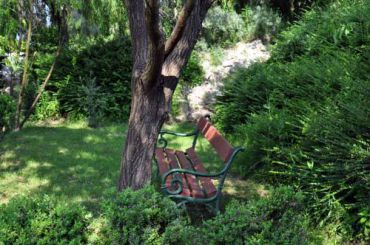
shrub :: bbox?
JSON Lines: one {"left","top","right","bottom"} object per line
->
{"left": 202, "top": 6, "right": 246, "bottom": 47}
{"left": 32, "top": 92, "right": 60, "bottom": 121}
{"left": 272, "top": 0, "right": 370, "bottom": 61}
{"left": 215, "top": 0, "right": 370, "bottom": 240}
{"left": 164, "top": 186, "right": 320, "bottom": 244}
{"left": 260, "top": 0, "right": 334, "bottom": 19}
{"left": 55, "top": 36, "right": 132, "bottom": 122}
{"left": 80, "top": 75, "right": 109, "bottom": 128}
{"left": 0, "top": 93, "right": 15, "bottom": 132}
{"left": 100, "top": 186, "right": 182, "bottom": 244}
{"left": 0, "top": 195, "right": 91, "bottom": 244}
{"left": 241, "top": 4, "right": 283, "bottom": 41}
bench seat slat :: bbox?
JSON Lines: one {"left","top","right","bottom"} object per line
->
{"left": 155, "top": 148, "right": 172, "bottom": 187}
{"left": 175, "top": 151, "right": 205, "bottom": 198}
{"left": 164, "top": 149, "right": 192, "bottom": 197}
{"left": 186, "top": 148, "right": 218, "bottom": 197}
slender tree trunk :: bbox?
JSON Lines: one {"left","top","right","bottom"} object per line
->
{"left": 15, "top": 11, "right": 32, "bottom": 131}
{"left": 8, "top": 74, "right": 14, "bottom": 97}
{"left": 18, "top": 46, "right": 61, "bottom": 129}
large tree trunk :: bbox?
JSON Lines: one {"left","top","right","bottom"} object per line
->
{"left": 118, "top": 0, "right": 213, "bottom": 190}
{"left": 118, "top": 78, "right": 173, "bottom": 190}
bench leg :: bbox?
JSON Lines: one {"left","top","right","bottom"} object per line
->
{"left": 213, "top": 194, "right": 222, "bottom": 215}
{"left": 152, "top": 158, "right": 160, "bottom": 177}
{"left": 151, "top": 158, "right": 162, "bottom": 189}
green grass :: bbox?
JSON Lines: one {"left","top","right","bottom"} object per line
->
{"left": 0, "top": 121, "right": 266, "bottom": 213}
{"left": 0, "top": 121, "right": 126, "bottom": 211}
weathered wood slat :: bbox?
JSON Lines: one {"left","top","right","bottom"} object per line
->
{"left": 197, "top": 117, "right": 234, "bottom": 162}
{"left": 155, "top": 148, "right": 172, "bottom": 188}
{"left": 175, "top": 151, "right": 205, "bottom": 198}
{"left": 186, "top": 148, "right": 218, "bottom": 197}
{"left": 164, "top": 149, "right": 192, "bottom": 196}
{"left": 155, "top": 148, "right": 169, "bottom": 175}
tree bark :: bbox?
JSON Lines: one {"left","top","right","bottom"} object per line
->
{"left": 118, "top": 78, "right": 168, "bottom": 190}
{"left": 118, "top": 0, "right": 213, "bottom": 190}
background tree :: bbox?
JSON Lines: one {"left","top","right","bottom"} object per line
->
{"left": 118, "top": 0, "right": 215, "bottom": 190}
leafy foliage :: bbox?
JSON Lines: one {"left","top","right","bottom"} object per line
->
{"left": 241, "top": 4, "right": 283, "bottom": 41}
{"left": 33, "top": 92, "right": 60, "bottom": 121}
{"left": 55, "top": 37, "right": 132, "bottom": 121}
{"left": 80, "top": 75, "right": 108, "bottom": 128}
{"left": 0, "top": 195, "right": 91, "bottom": 244}
{"left": 215, "top": 0, "right": 370, "bottom": 240}
{"left": 100, "top": 186, "right": 181, "bottom": 244}
{"left": 0, "top": 93, "right": 15, "bottom": 132}
{"left": 202, "top": 6, "right": 246, "bottom": 47}
{"left": 164, "top": 186, "right": 320, "bottom": 244}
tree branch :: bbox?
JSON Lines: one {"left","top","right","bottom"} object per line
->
{"left": 164, "top": 0, "right": 195, "bottom": 58}
{"left": 141, "top": 0, "right": 165, "bottom": 89}
{"left": 19, "top": 45, "right": 61, "bottom": 129}
{"left": 160, "top": 0, "right": 214, "bottom": 116}
{"left": 162, "top": 0, "right": 213, "bottom": 78}
{"left": 124, "top": 0, "right": 148, "bottom": 79}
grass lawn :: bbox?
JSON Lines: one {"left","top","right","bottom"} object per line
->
{"left": 0, "top": 121, "right": 266, "bottom": 213}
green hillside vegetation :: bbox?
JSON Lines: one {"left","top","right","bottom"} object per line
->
{"left": 215, "top": 0, "right": 370, "bottom": 240}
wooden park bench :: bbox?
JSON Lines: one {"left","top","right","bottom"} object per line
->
{"left": 154, "top": 116, "right": 244, "bottom": 214}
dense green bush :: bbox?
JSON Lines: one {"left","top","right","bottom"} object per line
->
{"left": 49, "top": 37, "right": 132, "bottom": 122}
{"left": 32, "top": 92, "right": 60, "bottom": 121}
{"left": 202, "top": 6, "right": 246, "bottom": 47}
{"left": 272, "top": 0, "right": 369, "bottom": 61}
{"left": 100, "top": 186, "right": 181, "bottom": 244}
{"left": 273, "top": 0, "right": 328, "bottom": 18}
{"left": 80, "top": 75, "right": 109, "bottom": 128}
{"left": 0, "top": 186, "right": 320, "bottom": 244}
{"left": 241, "top": 4, "right": 283, "bottom": 41}
{"left": 164, "top": 186, "right": 320, "bottom": 244}
{"left": 215, "top": 0, "right": 370, "bottom": 240}
{"left": 0, "top": 93, "right": 15, "bottom": 133}
{"left": 0, "top": 196, "right": 91, "bottom": 244}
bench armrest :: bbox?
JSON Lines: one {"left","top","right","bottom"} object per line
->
{"left": 161, "top": 168, "right": 222, "bottom": 196}
{"left": 161, "top": 147, "right": 244, "bottom": 196}
{"left": 159, "top": 130, "right": 198, "bottom": 137}
{"left": 158, "top": 129, "right": 199, "bottom": 148}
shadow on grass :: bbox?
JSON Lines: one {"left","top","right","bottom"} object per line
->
{"left": 1, "top": 121, "right": 265, "bottom": 216}
{"left": 0, "top": 124, "right": 126, "bottom": 213}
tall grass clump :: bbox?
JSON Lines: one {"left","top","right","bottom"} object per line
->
{"left": 215, "top": 0, "right": 370, "bottom": 240}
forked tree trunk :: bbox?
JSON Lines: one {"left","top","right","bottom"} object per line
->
{"left": 118, "top": 0, "right": 213, "bottom": 190}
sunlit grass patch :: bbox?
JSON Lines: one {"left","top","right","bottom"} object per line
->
{"left": 0, "top": 122, "right": 126, "bottom": 212}
{"left": 0, "top": 121, "right": 260, "bottom": 213}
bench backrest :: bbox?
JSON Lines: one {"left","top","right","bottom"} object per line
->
{"left": 197, "top": 117, "right": 234, "bottom": 163}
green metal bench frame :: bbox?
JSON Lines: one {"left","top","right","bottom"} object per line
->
{"left": 154, "top": 116, "right": 244, "bottom": 214}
